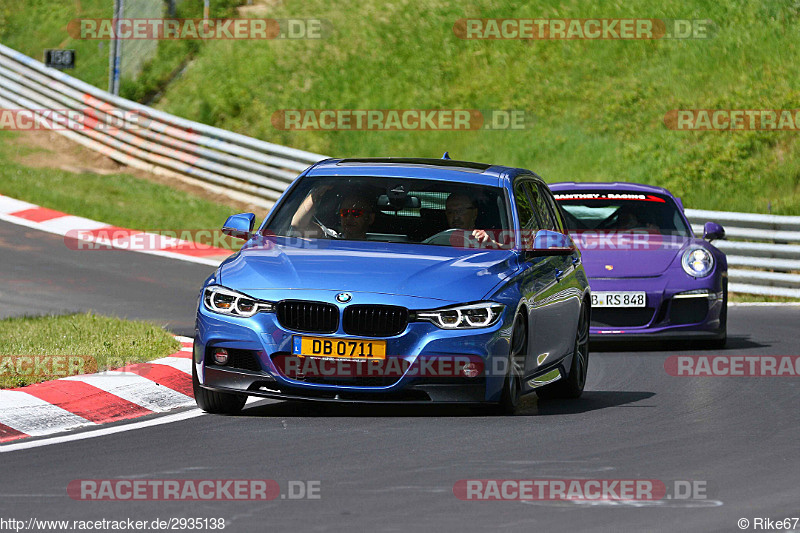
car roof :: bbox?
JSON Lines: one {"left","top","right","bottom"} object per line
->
{"left": 305, "top": 157, "right": 519, "bottom": 187}
{"left": 548, "top": 181, "right": 676, "bottom": 197}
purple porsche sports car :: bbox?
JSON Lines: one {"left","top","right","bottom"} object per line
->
{"left": 549, "top": 182, "right": 728, "bottom": 346}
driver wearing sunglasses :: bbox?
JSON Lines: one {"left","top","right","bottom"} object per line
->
{"left": 338, "top": 195, "right": 375, "bottom": 240}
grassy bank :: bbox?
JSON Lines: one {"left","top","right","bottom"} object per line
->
{"left": 0, "top": 129, "right": 245, "bottom": 232}
{"left": 4, "top": 1, "right": 800, "bottom": 214}
{"left": 0, "top": 0, "right": 239, "bottom": 99}
{"left": 0, "top": 312, "right": 180, "bottom": 388}
{"left": 148, "top": 0, "right": 800, "bottom": 215}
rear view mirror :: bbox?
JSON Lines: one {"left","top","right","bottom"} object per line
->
{"left": 703, "top": 221, "right": 725, "bottom": 241}
{"left": 377, "top": 194, "right": 421, "bottom": 209}
{"left": 222, "top": 213, "right": 256, "bottom": 240}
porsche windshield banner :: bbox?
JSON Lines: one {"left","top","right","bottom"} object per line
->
{"left": 553, "top": 193, "right": 666, "bottom": 202}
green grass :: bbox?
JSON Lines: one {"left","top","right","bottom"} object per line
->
{"left": 0, "top": 312, "right": 180, "bottom": 388}
{"left": 5, "top": 1, "right": 800, "bottom": 214}
{"left": 0, "top": 130, "right": 246, "bottom": 232}
{"left": 729, "top": 292, "right": 800, "bottom": 303}
{"left": 0, "top": 0, "right": 111, "bottom": 89}
{"left": 0, "top": 0, "right": 240, "bottom": 95}
{"left": 145, "top": 0, "right": 800, "bottom": 215}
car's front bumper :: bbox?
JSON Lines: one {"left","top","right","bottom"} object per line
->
{"left": 199, "top": 365, "right": 488, "bottom": 403}
{"left": 588, "top": 275, "right": 725, "bottom": 340}
{"left": 193, "top": 301, "right": 524, "bottom": 404}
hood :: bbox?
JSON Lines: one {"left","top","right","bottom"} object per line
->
{"left": 217, "top": 237, "right": 520, "bottom": 303}
{"left": 574, "top": 234, "right": 689, "bottom": 278}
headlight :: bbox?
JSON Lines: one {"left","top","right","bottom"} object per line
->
{"left": 203, "top": 286, "right": 273, "bottom": 317}
{"left": 681, "top": 247, "right": 714, "bottom": 278}
{"left": 415, "top": 302, "right": 505, "bottom": 329}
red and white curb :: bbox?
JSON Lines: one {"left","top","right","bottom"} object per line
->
{"left": 0, "top": 336, "right": 196, "bottom": 443}
{"left": 0, "top": 194, "right": 230, "bottom": 267}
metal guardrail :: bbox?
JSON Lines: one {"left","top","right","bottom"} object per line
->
{"left": 0, "top": 43, "right": 326, "bottom": 208}
{"left": 0, "top": 44, "right": 797, "bottom": 297}
{"left": 685, "top": 209, "right": 800, "bottom": 298}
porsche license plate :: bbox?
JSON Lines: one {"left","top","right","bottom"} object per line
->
{"left": 591, "top": 291, "right": 646, "bottom": 308}
{"left": 292, "top": 336, "right": 387, "bottom": 359}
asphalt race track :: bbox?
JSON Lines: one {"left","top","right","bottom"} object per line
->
{"left": 0, "top": 220, "right": 214, "bottom": 336}
{"left": 1, "top": 219, "right": 799, "bottom": 532}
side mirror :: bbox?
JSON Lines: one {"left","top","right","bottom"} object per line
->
{"left": 222, "top": 213, "right": 256, "bottom": 240}
{"left": 525, "top": 229, "right": 575, "bottom": 256}
{"left": 703, "top": 221, "right": 725, "bottom": 241}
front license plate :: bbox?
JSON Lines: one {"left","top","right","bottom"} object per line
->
{"left": 292, "top": 336, "right": 387, "bottom": 360}
{"left": 591, "top": 291, "right": 646, "bottom": 308}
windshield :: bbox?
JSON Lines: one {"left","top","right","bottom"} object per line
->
{"left": 553, "top": 191, "right": 692, "bottom": 237}
{"left": 264, "top": 176, "right": 511, "bottom": 247}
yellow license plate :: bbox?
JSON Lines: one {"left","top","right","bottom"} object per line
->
{"left": 292, "top": 336, "right": 387, "bottom": 360}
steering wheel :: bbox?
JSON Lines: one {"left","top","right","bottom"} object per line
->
{"left": 423, "top": 228, "right": 479, "bottom": 246}
{"left": 313, "top": 217, "right": 341, "bottom": 239}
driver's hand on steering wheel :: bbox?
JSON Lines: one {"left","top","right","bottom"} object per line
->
{"left": 471, "top": 229, "right": 503, "bottom": 249}
{"left": 472, "top": 229, "right": 490, "bottom": 244}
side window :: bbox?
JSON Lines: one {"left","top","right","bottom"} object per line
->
{"left": 537, "top": 183, "right": 566, "bottom": 233}
{"left": 530, "top": 182, "right": 557, "bottom": 231}
{"left": 513, "top": 181, "right": 539, "bottom": 230}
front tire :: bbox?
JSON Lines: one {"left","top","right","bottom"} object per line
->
{"left": 706, "top": 279, "right": 728, "bottom": 349}
{"left": 537, "top": 303, "right": 589, "bottom": 400}
{"left": 496, "top": 313, "right": 526, "bottom": 415}
{"left": 192, "top": 363, "right": 247, "bottom": 414}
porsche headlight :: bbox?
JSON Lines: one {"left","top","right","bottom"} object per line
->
{"left": 203, "top": 286, "right": 273, "bottom": 317}
{"left": 681, "top": 247, "right": 714, "bottom": 278}
{"left": 415, "top": 302, "right": 505, "bottom": 329}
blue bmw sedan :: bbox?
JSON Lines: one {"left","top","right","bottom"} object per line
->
{"left": 193, "top": 157, "right": 591, "bottom": 414}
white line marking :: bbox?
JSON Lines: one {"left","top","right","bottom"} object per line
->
{"left": 0, "top": 213, "right": 64, "bottom": 233}
{"left": 0, "top": 409, "right": 205, "bottom": 453}
{"left": 729, "top": 302, "right": 800, "bottom": 307}
{"left": 38, "top": 215, "right": 108, "bottom": 233}
{"left": 149, "top": 356, "right": 192, "bottom": 374}
{"left": 63, "top": 372, "right": 193, "bottom": 412}
{"left": 0, "top": 391, "right": 94, "bottom": 436}
{"left": 0, "top": 196, "right": 36, "bottom": 214}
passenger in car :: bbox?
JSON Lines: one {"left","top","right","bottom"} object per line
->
{"left": 290, "top": 184, "right": 334, "bottom": 238}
